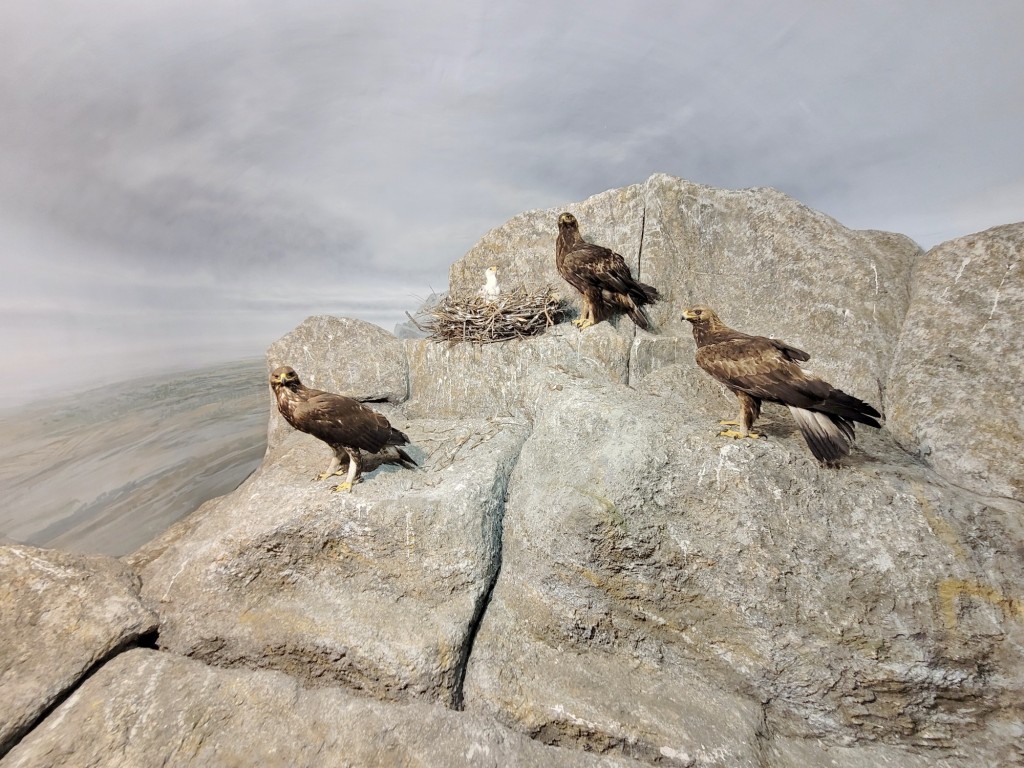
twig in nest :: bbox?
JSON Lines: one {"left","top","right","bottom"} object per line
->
{"left": 405, "top": 311, "right": 429, "bottom": 332}
{"left": 422, "top": 286, "right": 566, "bottom": 344}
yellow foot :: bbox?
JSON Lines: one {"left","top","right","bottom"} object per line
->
{"left": 331, "top": 481, "right": 353, "bottom": 493}
{"left": 576, "top": 318, "right": 595, "bottom": 330}
{"left": 718, "top": 429, "right": 761, "bottom": 440}
{"left": 571, "top": 317, "right": 586, "bottom": 327}
{"left": 316, "top": 470, "right": 344, "bottom": 481}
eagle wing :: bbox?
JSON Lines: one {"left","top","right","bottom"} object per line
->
{"left": 560, "top": 243, "right": 634, "bottom": 294}
{"left": 291, "top": 392, "right": 405, "bottom": 453}
{"left": 696, "top": 337, "right": 830, "bottom": 408}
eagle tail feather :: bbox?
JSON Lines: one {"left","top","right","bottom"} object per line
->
{"left": 817, "top": 389, "right": 883, "bottom": 428}
{"left": 622, "top": 281, "right": 660, "bottom": 306}
{"left": 395, "top": 447, "right": 418, "bottom": 469}
{"left": 788, "top": 406, "right": 854, "bottom": 464}
{"left": 636, "top": 282, "right": 660, "bottom": 304}
{"left": 389, "top": 427, "right": 412, "bottom": 446}
{"left": 627, "top": 305, "right": 650, "bottom": 331}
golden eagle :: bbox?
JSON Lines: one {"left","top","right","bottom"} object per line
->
{"left": 269, "top": 365, "right": 416, "bottom": 492}
{"left": 681, "top": 306, "right": 882, "bottom": 464}
{"left": 556, "top": 212, "right": 660, "bottom": 330}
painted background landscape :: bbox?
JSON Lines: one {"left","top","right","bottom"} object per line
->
{"left": 0, "top": 359, "right": 267, "bottom": 556}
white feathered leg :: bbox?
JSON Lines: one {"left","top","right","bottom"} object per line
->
{"left": 332, "top": 448, "right": 362, "bottom": 493}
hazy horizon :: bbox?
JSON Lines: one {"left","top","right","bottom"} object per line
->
{"left": 0, "top": 357, "right": 267, "bottom": 555}
{"left": 2, "top": 1, "right": 1022, "bottom": 393}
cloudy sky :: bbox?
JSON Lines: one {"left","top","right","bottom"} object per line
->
{"left": 1, "top": 1, "right": 1022, "bottom": 401}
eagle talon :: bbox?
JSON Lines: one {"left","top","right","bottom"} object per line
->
{"left": 332, "top": 476, "right": 364, "bottom": 493}
{"left": 718, "top": 429, "right": 761, "bottom": 440}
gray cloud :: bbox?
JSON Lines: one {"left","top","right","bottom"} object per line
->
{"left": 1, "top": 1, "right": 1022, "bottom": 399}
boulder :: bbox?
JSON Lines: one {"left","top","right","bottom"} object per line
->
{"left": 1, "top": 648, "right": 646, "bottom": 768}
{"left": 887, "top": 222, "right": 1024, "bottom": 501}
{"left": 441, "top": 174, "right": 922, "bottom": 404}
{"left": 131, "top": 415, "right": 528, "bottom": 708}
{"left": 764, "top": 725, "right": 1023, "bottom": 768}
{"left": 447, "top": 184, "right": 647, "bottom": 328}
{"left": 0, "top": 545, "right": 157, "bottom": 757}
{"left": 265, "top": 315, "right": 408, "bottom": 403}
{"left": 636, "top": 175, "right": 921, "bottom": 402}
{"left": 404, "top": 322, "right": 633, "bottom": 420}
{"left": 462, "top": 368, "right": 1023, "bottom": 767}
{"left": 9, "top": 175, "right": 1020, "bottom": 768}
{"left": 264, "top": 314, "right": 409, "bottom": 446}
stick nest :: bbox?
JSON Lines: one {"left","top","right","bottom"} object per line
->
{"left": 413, "top": 287, "right": 566, "bottom": 344}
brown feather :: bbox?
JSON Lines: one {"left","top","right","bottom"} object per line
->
{"left": 682, "top": 306, "right": 881, "bottom": 464}
{"left": 269, "top": 366, "right": 416, "bottom": 483}
{"left": 556, "top": 212, "right": 660, "bottom": 329}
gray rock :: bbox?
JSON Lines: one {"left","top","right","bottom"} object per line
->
{"left": 11, "top": 175, "right": 1017, "bottom": 768}
{"left": 266, "top": 314, "right": 408, "bottom": 402}
{"left": 637, "top": 175, "right": 921, "bottom": 404}
{"left": 264, "top": 314, "right": 410, "bottom": 447}
{"left": 407, "top": 186, "right": 649, "bottom": 421}
{"left": 447, "top": 186, "right": 647, "bottom": 327}
{"left": 133, "top": 415, "right": 528, "bottom": 707}
{"left": 431, "top": 173, "right": 915, "bottom": 423}
{"left": 404, "top": 322, "right": 633, "bottom": 420}
{"left": 887, "top": 222, "right": 1024, "bottom": 501}
{"left": 445, "top": 175, "right": 921, "bottom": 406}
{"left": 628, "top": 333, "right": 693, "bottom": 384}
{"left": 0, "top": 545, "right": 157, "bottom": 757}
{"left": 765, "top": 723, "right": 1023, "bottom": 768}
{"left": 1, "top": 648, "right": 646, "bottom": 768}
{"left": 462, "top": 369, "right": 1023, "bottom": 767}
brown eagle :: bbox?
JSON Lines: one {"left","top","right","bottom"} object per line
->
{"left": 269, "top": 365, "right": 416, "bottom": 492}
{"left": 556, "top": 212, "right": 661, "bottom": 330}
{"left": 681, "top": 306, "right": 882, "bottom": 465}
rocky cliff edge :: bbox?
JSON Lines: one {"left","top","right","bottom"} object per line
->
{"left": 2, "top": 174, "right": 1022, "bottom": 768}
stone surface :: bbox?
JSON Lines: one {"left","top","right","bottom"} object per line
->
{"left": 131, "top": 415, "right": 527, "bottom": 707}
{"left": 448, "top": 185, "right": 647, "bottom": 327}
{"left": 1, "top": 648, "right": 645, "bottom": 768}
{"left": 462, "top": 368, "right": 1024, "bottom": 767}
{"left": 404, "top": 322, "right": 634, "bottom": 420}
{"left": 765, "top": 724, "right": 1023, "bottom": 768}
{"left": 264, "top": 314, "right": 410, "bottom": 447}
{"left": 7, "top": 176, "right": 1023, "bottom": 768}
{"left": 887, "top": 222, "right": 1024, "bottom": 501}
{"left": 441, "top": 174, "right": 922, "bottom": 405}
{"left": 266, "top": 314, "right": 408, "bottom": 401}
{"left": 637, "top": 174, "right": 921, "bottom": 403}
{"left": 0, "top": 545, "right": 157, "bottom": 757}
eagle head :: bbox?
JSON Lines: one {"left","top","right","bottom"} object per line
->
{"left": 557, "top": 212, "right": 578, "bottom": 229}
{"left": 270, "top": 365, "right": 301, "bottom": 389}
{"left": 682, "top": 305, "right": 720, "bottom": 326}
